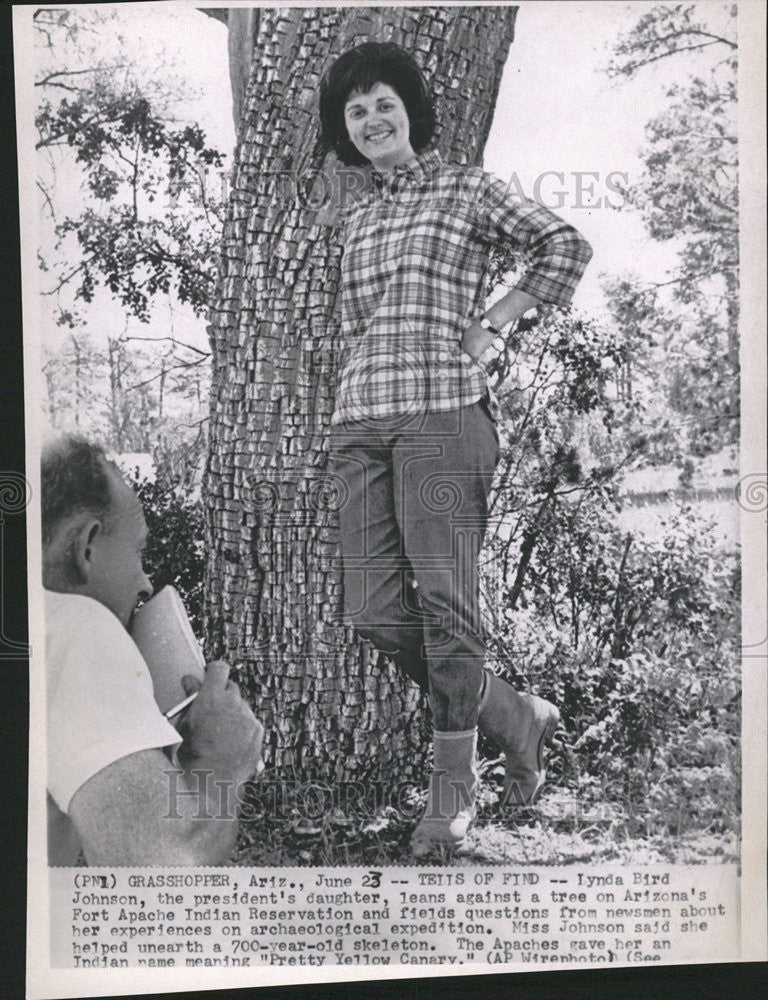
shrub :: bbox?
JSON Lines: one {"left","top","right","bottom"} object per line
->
{"left": 482, "top": 499, "right": 740, "bottom": 836}
{"left": 129, "top": 472, "right": 206, "bottom": 635}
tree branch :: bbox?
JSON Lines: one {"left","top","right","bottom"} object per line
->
{"left": 36, "top": 103, "right": 127, "bottom": 150}
{"left": 41, "top": 257, "right": 92, "bottom": 296}
{"left": 128, "top": 355, "right": 210, "bottom": 392}
{"left": 125, "top": 335, "right": 209, "bottom": 356}
{"left": 618, "top": 40, "right": 732, "bottom": 74}
{"left": 37, "top": 179, "right": 57, "bottom": 221}
{"left": 641, "top": 27, "right": 736, "bottom": 51}
{"left": 35, "top": 66, "right": 128, "bottom": 87}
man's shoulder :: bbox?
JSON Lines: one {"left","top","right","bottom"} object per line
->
{"left": 44, "top": 590, "right": 132, "bottom": 659}
{"left": 45, "top": 589, "right": 121, "bottom": 628}
{"left": 44, "top": 589, "right": 149, "bottom": 695}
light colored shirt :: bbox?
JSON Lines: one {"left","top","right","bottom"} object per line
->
{"left": 46, "top": 590, "right": 179, "bottom": 865}
{"left": 333, "top": 149, "right": 593, "bottom": 424}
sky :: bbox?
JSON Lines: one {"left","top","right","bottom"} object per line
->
{"left": 35, "top": 0, "right": 734, "bottom": 352}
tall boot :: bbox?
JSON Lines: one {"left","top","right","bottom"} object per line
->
{"left": 411, "top": 729, "right": 478, "bottom": 858}
{"left": 478, "top": 673, "right": 560, "bottom": 806}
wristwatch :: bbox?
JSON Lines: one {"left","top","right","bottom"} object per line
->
{"left": 479, "top": 315, "right": 503, "bottom": 337}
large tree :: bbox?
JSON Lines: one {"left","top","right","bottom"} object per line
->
{"left": 205, "top": 7, "right": 518, "bottom": 788}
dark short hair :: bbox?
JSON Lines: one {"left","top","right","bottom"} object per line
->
{"left": 319, "top": 41, "right": 436, "bottom": 166}
{"left": 41, "top": 435, "right": 115, "bottom": 547}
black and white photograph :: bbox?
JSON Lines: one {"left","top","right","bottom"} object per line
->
{"left": 12, "top": 1, "right": 766, "bottom": 995}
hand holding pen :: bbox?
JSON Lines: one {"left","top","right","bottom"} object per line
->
{"left": 172, "top": 661, "right": 265, "bottom": 780}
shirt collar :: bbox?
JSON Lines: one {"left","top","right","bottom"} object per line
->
{"left": 371, "top": 149, "right": 442, "bottom": 193}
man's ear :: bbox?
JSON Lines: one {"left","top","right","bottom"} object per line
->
{"left": 72, "top": 518, "right": 103, "bottom": 582}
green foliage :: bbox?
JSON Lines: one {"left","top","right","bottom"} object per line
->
{"left": 483, "top": 307, "right": 637, "bottom": 586}
{"left": 606, "top": 3, "right": 737, "bottom": 82}
{"left": 36, "top": 7, "right": 219, "bottom": 461}
{"left": 43, "top": 331, "right": 208, "bottom": 456}
{"left": 471, "top": 292, "right": 739, "bottom": 840}
{"left": 38, "top": 82, "right": 225, "bottom": 324}
{"left": 55, "top": 207, "right": 219, "bottom": 322}
{"left": 603, "top": 3, "right": 738, "bottom": 457}
{"left": 35, "top": 6, "right": 226, "bottom": 327}
{"left": 484, "top": 501, "right": 740, "bottom": 839}
{"left": 130, "top": 473, "right": 206, "bottom": 635}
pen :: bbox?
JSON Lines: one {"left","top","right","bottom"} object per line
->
{"left": 163, "top": 662, "right": 244, "bottom": 719}
{"left": 164, "top": 691, "right": 198, "bottom": 720}
{"left": 163, "top": 689, "right": 266, "bottom": 775}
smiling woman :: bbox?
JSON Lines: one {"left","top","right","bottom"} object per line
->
{"left": 317, "top": 41, "right": 592, "bottom": 858}
{"left": 320, "top": 40, "right": 435, "bottom": 169}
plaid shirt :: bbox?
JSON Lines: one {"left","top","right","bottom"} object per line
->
{"left": 332, "top": 149, "right": 592, "bottom": 424}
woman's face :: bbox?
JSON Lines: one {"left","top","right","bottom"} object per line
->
{"left": 343, "top": 82, "right": 416, "bottom": 171}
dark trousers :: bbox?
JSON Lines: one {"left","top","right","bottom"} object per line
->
{"left": 329, "top": 400, "right": 499, "bottom": 731}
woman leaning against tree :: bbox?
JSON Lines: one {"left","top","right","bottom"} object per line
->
{"left": 318, "top": 42, "right": 592, "bottom": 857}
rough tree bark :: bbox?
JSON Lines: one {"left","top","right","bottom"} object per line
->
{"left": 205, "top": 6, "right": 518, "bottom": 787}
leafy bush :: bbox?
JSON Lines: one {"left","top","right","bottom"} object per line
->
{"left": 482, "top": 499, "right": 740, "bottom": 837}
{"left": 129, "top": 472, "right": 206, "bottom": 635}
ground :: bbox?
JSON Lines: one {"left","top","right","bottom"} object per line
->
{"left": 235, "top": 775, "right": 739, "bottom": 868}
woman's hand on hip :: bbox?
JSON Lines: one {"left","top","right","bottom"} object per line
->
{"left": 461, "top": 321, "right": 495, "bottom": 363}
{"left": 461, "top": 289, "right": 541, "bottom": 364}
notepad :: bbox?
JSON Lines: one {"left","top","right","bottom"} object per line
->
{"left": 130, "top": 585, "right": 206, "bottom": 714}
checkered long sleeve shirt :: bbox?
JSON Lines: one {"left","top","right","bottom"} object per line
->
{"left": 332, "top": 149, "right": 592, "bottom": 424}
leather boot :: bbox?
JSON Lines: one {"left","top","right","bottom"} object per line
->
{"left": 478, "top": 672, "right": 560, "bottom": 806}
{"left": 411, "top": 729, "right": 478, "bottom": 858}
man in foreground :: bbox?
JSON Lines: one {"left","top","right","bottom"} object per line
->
{"left": 42, "top": 434, "right": 263, "bottom": 866}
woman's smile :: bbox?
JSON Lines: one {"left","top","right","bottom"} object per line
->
{"left": 366, "top": 127, "right": 394, "bottom": 144}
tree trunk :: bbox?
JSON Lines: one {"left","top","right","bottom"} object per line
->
{"left": 205, "top": 6, "right": 518, "bottom": 787}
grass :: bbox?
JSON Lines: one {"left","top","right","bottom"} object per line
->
{"left": 233, "top": 764, "right": 739, "bottom": 868}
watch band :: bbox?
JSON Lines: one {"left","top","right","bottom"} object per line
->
{"left": 479, "top": 315, "right": 503, "bottom": 337}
